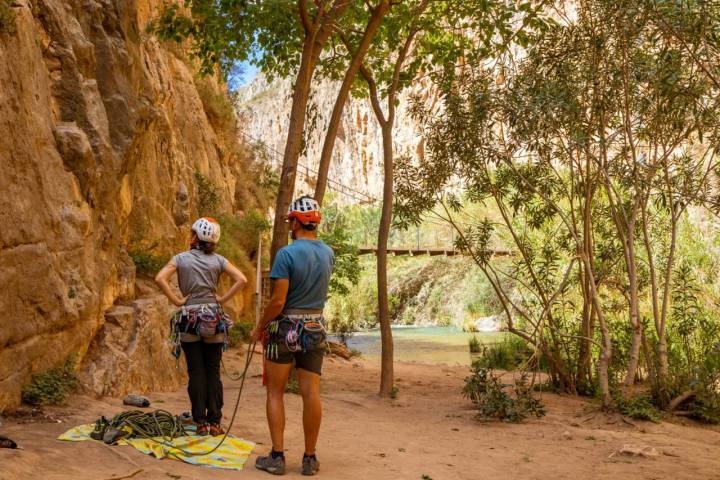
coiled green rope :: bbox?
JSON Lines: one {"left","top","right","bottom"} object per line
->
{"left": 110, "top": 410, "right": 188, "bottom": 440}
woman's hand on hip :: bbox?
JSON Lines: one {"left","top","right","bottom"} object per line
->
{"left": 173, "top": 295, "right": 189, "bottom": 306}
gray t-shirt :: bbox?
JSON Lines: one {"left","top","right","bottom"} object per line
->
{"left": 172, "top": 249, "right": 228, "bottom": 305}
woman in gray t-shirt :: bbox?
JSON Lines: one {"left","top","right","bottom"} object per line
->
{"left": 155, "top": 217, "right": 247, "bottom": 436}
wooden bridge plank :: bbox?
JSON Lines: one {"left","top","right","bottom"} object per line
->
{"left": 356, "top": 247, "right": 512, "bottom": 257}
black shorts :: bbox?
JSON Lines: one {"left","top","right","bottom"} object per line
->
{"left": 265, "top": 316, "right": 327, "bottom": 375}
{"left": 270, "top": 347, "right": 325, "bottom": 375}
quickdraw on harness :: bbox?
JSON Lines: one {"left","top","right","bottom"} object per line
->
{"left": 169, "top": 303, "right": 234, "bottom": 365}
{"left": 263, "top": 314, "right": 326, "bottom": 361}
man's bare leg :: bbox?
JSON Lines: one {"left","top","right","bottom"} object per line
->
{"left": 297, "top": 367, "right": 322, "bottom": 455}
{"left": 265, "top": 360, "right": 293, "bottom": 452}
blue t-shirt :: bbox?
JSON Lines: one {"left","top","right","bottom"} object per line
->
{"left": 270, "top": 239, "right": 334, "bottom": 310}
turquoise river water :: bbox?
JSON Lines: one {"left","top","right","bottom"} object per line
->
{"left": 341, "top": 326, "right": 505, "bottom": 366}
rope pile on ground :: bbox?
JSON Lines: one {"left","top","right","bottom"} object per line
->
{"left": 91, "top": 410, "right": 188, "bottom": 444}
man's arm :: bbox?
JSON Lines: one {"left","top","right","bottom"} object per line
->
{"left": 250, "top": 278, "right": 289, "bottom": 341}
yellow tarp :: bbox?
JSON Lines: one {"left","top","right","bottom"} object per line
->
{"left": 58, "top": 424, "right": 255, "bottom": 470}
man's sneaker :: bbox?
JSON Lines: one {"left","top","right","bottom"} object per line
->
{"left": 302, "top": 455, "right": 320, "bottom": 476}
{"left": 255, "top": 453, "right": 286, "bottom": 475}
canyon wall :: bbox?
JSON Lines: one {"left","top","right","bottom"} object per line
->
{"left": 235, "top": 74, "right": 439, "bottom": 204}
{"left": 0, "top": 0, "right": 266, "bottom": 410}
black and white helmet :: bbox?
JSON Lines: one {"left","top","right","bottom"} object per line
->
{"left": 287, "top": 196, "right": 322, "bottom": 224}
{"left": 192, "top": 217, "right": 221, "bottom": 243}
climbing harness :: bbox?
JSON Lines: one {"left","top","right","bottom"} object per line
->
{"left": 263, "top": 314, "right": 327, "bottom": 361}
{"left": 169, "top": 303, "right": 234, "bottom": 365}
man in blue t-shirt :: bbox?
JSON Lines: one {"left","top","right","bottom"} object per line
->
{"left": 252, "top": 196, "right": 334, "bottom": 476}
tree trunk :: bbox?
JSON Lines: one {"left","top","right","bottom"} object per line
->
{"left": 623, "top": 232, "right": 643, "bottom": 392}
{"left": 270, "top": 37, "right": 317, "bottom": 261}
{"left": 376, "top": 122, "right": 395, "bottom": 397}
{"left": 656, "top": 210, "right": 679, "bottom": 386}
{"left": 582, "top": 254, "right": 612, "bottom": 408}
{"left": 577, "top": 270, "right": 595, "bottom": 393}
{"left": 359, "top": 2, "right": 424, "bottom": 397}
{"left": 314, "top": 1, "right": 390, "bottom": 205}
{"left": 576, "top": 190, "right": 595, "bottom": 393}
{"left": 270, "top": 0, "right": 351, "bottom": 261}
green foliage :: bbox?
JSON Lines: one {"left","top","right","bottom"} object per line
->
{"left": 468, "top": 335, "right": 481, "bottom": 354}
{"left": 474, "top": 336, "right": 538, "bottom": 371}
{"left": 390, "top": 386, "right": 399, "bottom": 400}
{"left": 217, "top": 210, "right": 270, "bottom": 262}
{"left": 22, "top": 355, "right": 79, "bottom": 406}
{"left": 130, "top": 249, "right": 169, "bottom": 277}
{"left": 147, "top": 1, "right": 256, "bottom": 77}
{"left": 689, "top": 383, "right": 720, "bottom": 424}
{"left": 0, "top": 0, "right": 16, "bottom": 34}
{"left": 196, "top": 80, "right": 235, "bottom": 129}
{"left": 463, "top": 366, "right": 545, "bottom": 422}
{"left": 285, "top": 371, "right": 300, "bottom": 395}
{"left": 195, "top": 170, "right": 220, "bottom": 216}
{"left": 394, "top": 0, "right": 720, "bottom": 407}
{"left": 227, "top": 321, "right": 254, "bottom": 348}
{"left": 616, "top": 394, "right": 663, "bottom": 423}
{"left": 319, "top": 203, "right": 360, "bottom": 298}
{"left": 147, "top": 0, "right": 357, "bottom": 82}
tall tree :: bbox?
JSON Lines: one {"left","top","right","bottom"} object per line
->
{"left": 313, "top": 0, "right": 391, "bottom": 205}
{"left": 149, "top": 0, "right": 357, "bottom": 259}
{"left": 395, "top": 0, "right": 720, "bottom": 409}
{"left": 269, "top": 0, "right": 352, "bottom": 260}
{"left": 348, "top": 0, "right": 547, "bottom": 396}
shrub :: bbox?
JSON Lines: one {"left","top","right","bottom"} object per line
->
{"left": 616, "top": 394, "right": 662, "bottom": 423}
{"left": 469, "top": 335, "right": 481, "bottom": 353}
{"left": 286, "top": 371, "right": 300, "bottom": 395}
{"left": 391, "top": 386, "right": 399, "bottom": 399}
{"left": 218, "top": 211, "right": 270, "bottom": 257}
{"left": 332, "top": 321, "right": 355, "bottom": 346}
{"left": 196, "top": 81, "right": 236, "bottom": 129}
{"left": 195, "top": 170, "right": 221, "bottom": 217}
{"left": 688, "top": 386, "right": 720, "bottom": 424}
{"left": 0, "top": 0, "right": 16, "bottom": 35}
{"left": 474, "top": 335, "right": 537, "bottom": 371}
{"left": 22, "top": 355, "right": 79, "bottom": 406}
{"left": 462, "top": 366, "right": 545, "bottom": 422}
{"left": 129, "top": 250, "right": 168, "bottom": 277}
{"left": 227, "top": 321, "right": 254, "bottom": 348}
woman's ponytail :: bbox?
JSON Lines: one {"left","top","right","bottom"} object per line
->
{"left": 197, "top": 240, "right": 217, "bottom": 254}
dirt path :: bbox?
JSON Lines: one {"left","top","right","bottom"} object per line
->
{"left": 2, "top": 351, "right": 719, "bottom": 480}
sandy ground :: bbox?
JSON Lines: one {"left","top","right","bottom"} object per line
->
{"left": 2, "top": 350, "right": 720, "bottom": 480}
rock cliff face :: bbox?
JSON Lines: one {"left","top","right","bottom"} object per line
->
{"left": 0, "top": 0, "right": 265, "bottom": 410}
{"left": 235, "top": 75, "right": 438, "bottom": 203}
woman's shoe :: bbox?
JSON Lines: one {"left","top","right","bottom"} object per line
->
{"left": 208, "top": 423, "right": 225, "bottom": 436}
{"left": 196, "top": 424, "right": 211, "bottom": 436}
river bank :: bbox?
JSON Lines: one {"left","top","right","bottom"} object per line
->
{"left": 343, "top": 326, "right": 504, "bottom": 366}
{"left": 2, "top": 351, "right": 719, "bottom": 480}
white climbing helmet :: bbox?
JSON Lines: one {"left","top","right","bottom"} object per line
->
{"left": 192, "top": 217, "right": 221, "bottom": 243}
